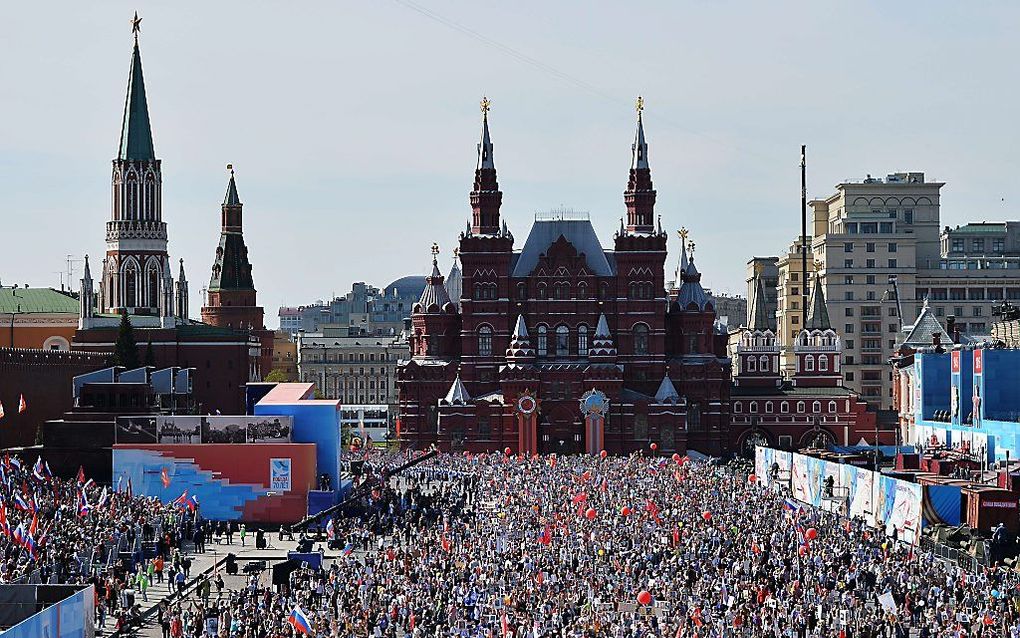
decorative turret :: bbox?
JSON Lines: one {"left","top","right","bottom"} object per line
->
{"left": 804, "top": 270, "right": 831, "bottom": 331}
{"left": 675, "top": 242, "right": 712, "bottom": 312}
{"left": 414, "top": 244, "right": 454, "bottom": 314}
{"left": 747, "top": 271, "right": 771, "bottom": 332}
{"left": 470, "top": 97, "right": 502, "bottom": 236}
{"left": 588, "top": 313, "right": 618, "bottom": 362}
{"left": 160, "top": 259, "right": 174, "bottom": 326}
{"left": 175, "top": 259, "right": 188, "bottom": 321}
{"left": 624, "top": 97, "right": 656, "bottom": 235}
{"left": 794, "top": 270, "right": 841, "bottom": 387}
{"left": 505, "top": 314, "right": 536, "bottom": 363}
{"left": 80, "top": 255, "right": 95, "bottom": 325}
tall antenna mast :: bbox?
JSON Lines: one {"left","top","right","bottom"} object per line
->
{"left": 801, "top": 145, "right": 808, "bottom": 329}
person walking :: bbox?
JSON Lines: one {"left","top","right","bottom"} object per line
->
{"left": 239, "top": 523, "right": 247, "bottom": 547}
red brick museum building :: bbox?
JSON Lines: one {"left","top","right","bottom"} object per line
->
{"left": 397, "top": 105, "right": 732, "bottom": 455}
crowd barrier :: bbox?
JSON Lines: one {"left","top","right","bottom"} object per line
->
{"left": 1, "top": 585, "right": 94, "bottom": 638}
{"left": 755, "top": 446, "right": 924, "bottom": 543}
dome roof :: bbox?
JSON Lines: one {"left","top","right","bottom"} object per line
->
{"left": 384, "top": 275, "right": 428, "bottom": 298}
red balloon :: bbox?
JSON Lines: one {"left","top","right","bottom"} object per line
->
{"left": 748, "top": 474, "right": 757, "bottom": 483}
{"left": 805, "top": 528, "right": 818, "bottom": 541}
{"left": 585, "top": 508, "right": 597, "bottom": 520}
{"left": 600, "top": 450, "right": 608, "bottom": 459}
{"left": 671, "top": 453, "right": 681, "bottom": 463}
{"left": 702, "top": 511, "right": 712, "bottom": 521}
{"left": 637, "top": 590, "right": 652, "bottom": 606}
{"left": 581, "top": 471, "right": 592, "bottom": 482}
{"left": 621, "top": 506, "right": 632, "bottom": 517}
{"left": 650, "top": 443, "right": 658, "bottom": 452}
{"left": 798, "top": 545, "right": 808, "bottom": 557}
{"left": 504, "top": 447, "right": 512, "bottom": 456}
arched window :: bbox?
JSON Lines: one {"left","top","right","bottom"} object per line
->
{"left": 765, "top": 401, "right": 774, "bottom": 413}
{"left": 780, "top": 402, "right": 790, "bottom": 414}
{"left": 577, "top": 282, "right": 588, "bottom": 299}
{"left": 124, "top": 265, "right": 138, "bottom": 308}
{"left": 747, "top": 356, "right": 756, "bottom": 372}
{"left": 749, "top": 401, "right": 758, "bottom": 413}
{"left": 149, "top": 267, "right": 161, "bottom": 308}
{"left": 537, "top": 325, "right": 548, "bottom": 357}
{"left": 478, "top": 325, "right": 493, "bottom": 357}
{"left": 517, "top": 283, "right": 527, "bottom": 299}
{"left": 812, "top": 401, "right": 822, "bottom": 413}
{"left": 797, "top": 401, "right": 806, "bottom": 414}
{"left": 687, "top": 403, "right": 701, "bottom": 430}
{"left": 537, "top": 283, "right": 548, "bottom": 300}
{"left": 632, "top": 323, "right": 649, "bottom": 355}
{"left": 828, "top": 401, "right": 837, "bottom": 413}
{"left": 599, "top": 282, "right": 610, "bottom": 300}
{"left": 805, "top": 355, "right": 815, "bottom": 372}
{"left": 144, "top": 173, "right": 156, "bottom": 220}
{"left": 126, "top": 173, "right": 138, "bottom": 219}
{"left": 577, "top": 325, "right": 589, "bottom": 357}
{"left": 555, "top": 325, "right": 569, "bottom": 357}
{"left": 759, "top": 355, "right": 769, "bottom": 371}
{"left": 818, "top": 356, "right": 828, "bottom": 372}
{"left": 734, "top": 402, "right": 742, "bottom": 413}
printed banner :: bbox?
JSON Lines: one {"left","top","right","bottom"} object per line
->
{"left": 270, "top": 458, "right": 292, "bottom": 492}
{"left": 115, "top": 415, "right": 293, "bottom": 444}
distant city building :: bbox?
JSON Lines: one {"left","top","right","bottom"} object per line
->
{"left": 0, "top": 286, "right": 80, "bottom": 350}
{"left": 297, "top": 326, "right": 409, "bottom": 426}
{"left": 745, "top": 257, "right": 779, "bottom": 331}
{"left": 278, "top": 307, "right": 301, "bottom": 334}
{"left": 279, "top": 278, "right": 426, "bottom": 336}
{"left": 775, "top": 240, "right": 815, "bottom": 374}
{"left": 709, "top": 293, "right": 747, "bottom": 331}
{"left": 270, "top": 330, "right": 298, "bottom": 382}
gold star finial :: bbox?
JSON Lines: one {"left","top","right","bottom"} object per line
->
{"left": 678, "top": 227, "right": 688, "bottom": 241}
{"left": 635, "top": 96, "right": 644, "bottom": 115}
{"left": 453, "top": 248, "right": 460, "bottom": 259}
{"left": 480, "top": 96, "right": 491, "bottom": 115}
{"left": 131, "top": 12, "right": 142, "bottom": 40}
{"left": 226, "top": 163, "right": 234, "bottom": 175}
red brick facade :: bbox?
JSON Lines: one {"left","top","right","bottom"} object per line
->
{"left": 398, "top": 111, "right": 732, "bottom": 455}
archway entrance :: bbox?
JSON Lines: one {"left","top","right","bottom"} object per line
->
{"left": 539, "top": 403, "right": 582, "bottom": 454}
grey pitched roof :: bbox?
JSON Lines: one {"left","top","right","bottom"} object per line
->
{"left": 747, "top": 274, "right": 770, "bottom": 331}
{"left": 631, "top": 113, "right": 648, "bottom": 170}
{"left": 654, "top": 375, "right": 680, "bottom": 403}
{"left": 900, "top": 300, "right": 951, "bottom": 348}
{"left": 675, "top": 258, "right": 712, "bottom": 311}
{"left": 118, "top": 41, "right": 155, "bottom": 161}
{"left": 511, "top": 219, "right": 613, "bottom": 277}
{"left": 223, "top": 172, "right": 241, "bottom": 206}
{"left": 443, "top": 373, "right": 471, "bottom": 404}
{"left": 805, "top": 273, "right": 830, "bottom": 331}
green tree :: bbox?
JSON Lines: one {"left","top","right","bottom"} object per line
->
{"left": 113, "top": 311, "right": 140, "bottom": 368}
{"left": 144, "top": 337, "right": 156, "bottom": 368}
{"left": 263, "top": 369, "right": 290, "bottom": 383}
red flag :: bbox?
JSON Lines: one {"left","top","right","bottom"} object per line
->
{"left": 76, "top": 466, "right": 85, "bottom": 486}
{"left": 17, "top": 395, "right": 26, "bottom": 414}
{"left": 441, "top": 535, "right": 451, "bottom": 552}
{"left": 501, "top": 612, "right": 510, "bottom": 638}
{"left": 160, "top": 467, "right": 171, "bottom": 489}
{"left": 571, "top": 492, "right": 588, "bottom": 504}
{"left": 28, "top": 512, "right": 37, "bottom": 537}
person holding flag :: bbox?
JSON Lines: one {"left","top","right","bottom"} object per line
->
{"left": 17, "top": 395, "right": 26, "bottom": 414}
{"left": 287, "top": 605, "right": 313, "bottom": 635}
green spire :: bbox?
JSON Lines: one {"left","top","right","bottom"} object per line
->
{"left": 805, "top": 272, "right": 831, "bottom": 331}
{"left": 118, "top": 40, "right": 155, "bottom": 161}
{"left": 223, "top": 168, "right": 241, "bottom": 206}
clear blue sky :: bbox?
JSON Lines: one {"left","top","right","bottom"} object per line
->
{"left": 3, "top": 2, "right": 1019, "bottom": 328}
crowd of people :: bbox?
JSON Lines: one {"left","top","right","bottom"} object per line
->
{"left": 149, "top": 448, "right": 1020, "bottom": 638}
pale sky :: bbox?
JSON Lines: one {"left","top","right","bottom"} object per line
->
{"left": 4, "top": 2, "right": 1020, "bottom": 328}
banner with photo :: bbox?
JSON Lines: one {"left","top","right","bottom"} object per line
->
{"left": 117, "top": 415, "right": 293, "bottom": 444}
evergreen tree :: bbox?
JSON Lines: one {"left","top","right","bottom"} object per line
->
{"left": 113, "top": 311, "right": 140, "bottom": 368}
{"left": 144, "top": 337, "right": 156, "bottom": 367}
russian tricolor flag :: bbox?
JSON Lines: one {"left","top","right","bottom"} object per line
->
{"left": 287, "top": 606, "right": 313, "bottom": 635}
{"left": 342, "top": 542, "right": 354, "bottom": 556}
{"left": 782, "top": 498, "right": 801, "bottom": 514}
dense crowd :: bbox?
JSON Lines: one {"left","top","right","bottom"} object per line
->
{"left": 150, "top": 449, "right": 1020, "bottom": 638}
